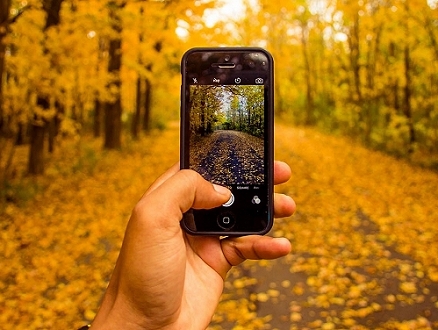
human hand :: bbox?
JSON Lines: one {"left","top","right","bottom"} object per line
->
{"left": 90, "top": 161, "right": 296, "bottom": 330}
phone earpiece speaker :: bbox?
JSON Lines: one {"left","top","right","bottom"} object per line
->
{"left": 212, "top": 63, "right": 236, "bottom": 69}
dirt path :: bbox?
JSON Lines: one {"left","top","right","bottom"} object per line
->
{"left": 191, "top": 130, "right": 264, "bottom": 185}
{"left": 209, "top": 124, "right": 438, "bottom": 330}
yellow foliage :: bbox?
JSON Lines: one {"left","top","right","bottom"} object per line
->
{"left": 0, "top": 127, "right": 179, "bottom": 329}
{"left": 399, "top": 282, "right": 417, "bottom": 294}
{"left": 2, "top": 119, "right": 438, "bottom": 330}
{"left": 213, "top": 123, "right": 438, "bottom": 329}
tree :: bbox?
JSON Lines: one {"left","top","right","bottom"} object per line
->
{"left": 130, "top": 6, "right": 153, "bottom": 139}
{"left": 103, "top": 1, "right": 125, "bottom": 149}
{"left": 0, "top": 0, "right": 28, "bottom": 136}
{"left": 0, "top": 0, "right": 13, "bottom": 184}
{"left": 0, "top": 0, "right": 12, "bottom": 134}
{"left": 28, "top": 0, "right": 64, "bottom": 175}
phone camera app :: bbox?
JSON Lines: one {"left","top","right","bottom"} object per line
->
{"left": 189, "top": 84, "right": 265, "bottom": 187}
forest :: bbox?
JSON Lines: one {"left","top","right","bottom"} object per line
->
{"left": 1, "top": 0, "right": 438, "bottom": 185}
{"left": 189, "top": 85, "right": 265, "bottom": 138}
{"left": 188, "top": 85, "right": 265, "bottom": 185}
{"left": 2, "top": 1, "right": 438, "bottom": 329}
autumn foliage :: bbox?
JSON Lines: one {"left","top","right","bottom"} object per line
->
{"left": 1, "top": 0, "right": 438, "bottom": 180}
{"left": 1, "top": 124, "right": 438, "bottom": 329}
{"left": 1, "top": 0, "right": 438, "bottom": 329}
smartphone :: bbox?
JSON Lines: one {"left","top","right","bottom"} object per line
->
{"left": 180, "top": 47, "right": 274, "bottom": 236}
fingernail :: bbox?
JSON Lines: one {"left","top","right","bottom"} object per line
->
{"left": 213, "top": 184, "right": 230, "bottom": 196}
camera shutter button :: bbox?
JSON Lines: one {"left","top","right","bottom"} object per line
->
{"left": 222, "top": 193, "right": 235, "bottom": 207}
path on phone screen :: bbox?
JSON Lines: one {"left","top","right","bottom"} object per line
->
{"left": 2, "top": 122, "right": 438, "bottom": 329}
{"left": 191, "top": 130, "right": 264, "bottom": 186}
{"left": 210, "top": 124, "right": 438, "bottom": 330}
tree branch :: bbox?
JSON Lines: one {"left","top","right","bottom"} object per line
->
{"left": 7, "top": 4, "right": 32, "bottom": 25}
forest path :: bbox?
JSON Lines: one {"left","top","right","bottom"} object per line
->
{"left": 191, "top": 130, "right": 264, "bottom": 185}
{"left": 2, "top": 123, "right": 438, "bottom": 329}
{"left": 210, "top": 124, "right": 438, "bottom": 330}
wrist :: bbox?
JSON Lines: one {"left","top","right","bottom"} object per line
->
{"left": 89, "top": 299, "right": 184, "bottom": 330}
{"left": 90, "top": 319, "right": 183, "bottom": 330}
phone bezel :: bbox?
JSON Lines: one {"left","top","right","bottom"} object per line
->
{"left": 180, "top": 47, "right": 274, "bottom": 236}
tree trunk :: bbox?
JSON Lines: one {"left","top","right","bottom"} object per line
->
{"left": 0, "top": 39, "right": 6, "bottom": 135}
{"left": 133, "top": 6, "right": 145, "bottom": 138}
{"left": 28, "top": 122, "right": 46, "bottom": 175}
{"left": 93, "top": 37, "right": 106, "bottom": 139}
{"left": 301, "top": 24, "right": 314, "bottom": 125}
{"left": 104, "top": 98, "right": 122, "bottom": 149}
{"left": 28, "top": 0, "right": 64, "bottom": 175}
{"left": 104, "top": 2, "right": 123, "bottom": 149}
{"left": 94, "top": 99, "right": 103, "bottom": 138}
{"left": 104, "top": 37, "right": 122, "bottom": 149}
{"left": 48, "top": 118, "right": 56, "bottom": 154}
{"left": 29, "top": 95, "right": 49, "bottom": 174}
{"left": 142, "top": 78, "right": 151, "bottom": 132}
{"left": 350, "top": 13, "right": 362, "bottom": 103}
{"left": 403, "top": 45, "right": 415, "bottom": 153}
{"left": 131, "top": 77, "right": 142, "bottom": 139}
{"left": 0, "top": 0, "right": 12, "bottom": 134}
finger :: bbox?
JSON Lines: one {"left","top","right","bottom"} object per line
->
{"left": 274, "top": 160, "right": 291, "bottom": 185}
{"left": 192, "top": 236, "right": 291, "bottom": 280}
{"left": 274, "top": 193, "right": 296, "bottom": 218}
{"left": 221, "top": 235, "right": 291, "bottom": 268}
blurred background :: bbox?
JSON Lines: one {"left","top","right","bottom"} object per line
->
{"left": 1, "top": 1, "right": 438, "bottom": 329}
{"left": 1, "top": 0, "right": 438, "bottom": 178}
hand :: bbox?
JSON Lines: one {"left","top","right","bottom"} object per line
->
{"left": 90, "top": 161, "right": 296, "bottom": 330}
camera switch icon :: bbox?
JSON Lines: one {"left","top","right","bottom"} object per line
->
{"left": 252, "top": 195, "right": 261, "bottom": 205}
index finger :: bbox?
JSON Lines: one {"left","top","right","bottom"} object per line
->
{"left": 274, "top": 160, "right": 291, "bottom": 185}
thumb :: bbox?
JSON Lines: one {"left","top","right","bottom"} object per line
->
{"left": 138, "top": 169, "right": 231, "bottom": 228}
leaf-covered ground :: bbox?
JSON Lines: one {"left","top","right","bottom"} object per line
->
{"left": 211, "top": 124, "right": 438, "bottom": 330}
{"left": 190, "top": 130, "right": 264, "bottom": 186}
{"left": 1, "top": 123, "right": 438, "bottom": 329}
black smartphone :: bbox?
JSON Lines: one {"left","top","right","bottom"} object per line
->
{"left": 180, "top": 47, "right": 274, "bottom": 236}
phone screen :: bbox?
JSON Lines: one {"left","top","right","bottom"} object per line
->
{"left": 180, "top": 48, "right": 273, "bottom": 235}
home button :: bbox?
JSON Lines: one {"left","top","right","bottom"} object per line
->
{"left": 217, "top": 213, "right": 236, "bottom": 230}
